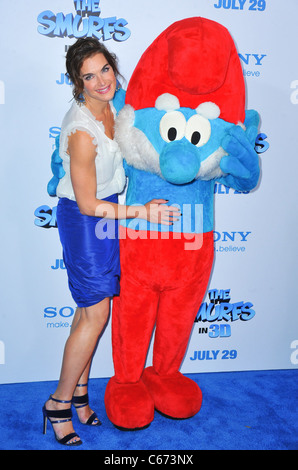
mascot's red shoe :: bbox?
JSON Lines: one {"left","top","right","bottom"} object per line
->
{"left": 104, "top": 17, "right": 260, "bottom": 430}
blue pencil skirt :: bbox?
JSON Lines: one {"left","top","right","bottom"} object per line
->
{"left": 57, "top": 194, "right": 120, "bottom": 308}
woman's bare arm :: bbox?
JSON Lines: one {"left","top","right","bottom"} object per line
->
{"left": 68, "top": 130, "right": 180, "bottom": 225}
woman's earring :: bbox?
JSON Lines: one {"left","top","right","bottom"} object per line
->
{"left": 78, "top": 93, "right": 86, "bottom": 104}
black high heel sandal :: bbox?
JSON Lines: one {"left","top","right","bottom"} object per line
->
{"left": 72, "top": 383, "right": 102, "bottom": 426}
{"left": 42, "top": 395, "right": 82, "bottom": 446}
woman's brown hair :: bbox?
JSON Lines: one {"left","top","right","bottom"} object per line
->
{"left": 66, "top": 38, "right": 121, "bottom": 103}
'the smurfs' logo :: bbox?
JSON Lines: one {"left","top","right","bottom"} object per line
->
{"left": 37, "top": 0, "right": 131, "bottom": 41}
{"left": 189, "top": 288, "right": 255, "bottom": 362}
{"left": 34, "top": 205, "right": 57, "bottom": 228}
{"left": 195, "top": 288, "right": 255, "bottom": 324}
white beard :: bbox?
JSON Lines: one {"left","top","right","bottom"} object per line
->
{"left": 114, "top": 104, "right": 226, "bottom": 181}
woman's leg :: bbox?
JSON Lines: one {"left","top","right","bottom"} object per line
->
{"left": 67, "top": 308, "right": 98, "bottom": 424}
{"left": 45, "top": 298, "right": 110, "bottom": 442}
{"left": 71, "top": 307, "right": 93, "bottom": 384}
{"left": 71, "top": 307, "right": 102, "bottom": 424}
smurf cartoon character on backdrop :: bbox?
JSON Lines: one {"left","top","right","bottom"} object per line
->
{"left": 104, "top": 17, "right": 260, "bottom": 430}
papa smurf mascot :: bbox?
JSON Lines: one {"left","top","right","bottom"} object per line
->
{"left": 104, "top": 17, "right": 260, "bottom": 430}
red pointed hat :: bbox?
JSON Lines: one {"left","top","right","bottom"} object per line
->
{"left": 125, "top": 17, "right": 245, "bottom": 124}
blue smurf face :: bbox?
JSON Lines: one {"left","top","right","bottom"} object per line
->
{"left": 133, "top": 94, "right": 234, "bottom": 184}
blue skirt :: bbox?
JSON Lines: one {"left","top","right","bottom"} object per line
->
{"left": 57, "top": 194, "right": 120, "bottom": 307}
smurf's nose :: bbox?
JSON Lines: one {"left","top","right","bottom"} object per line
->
{"left": 159, "top": 140, "right": 201, "bottom": 185}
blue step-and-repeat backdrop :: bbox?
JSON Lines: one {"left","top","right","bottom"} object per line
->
{"left": 0, "top": 0, "right": 297, "bottom": 383}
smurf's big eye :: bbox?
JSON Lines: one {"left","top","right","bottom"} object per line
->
{"left": 185, "top": 114, "right": 211, "bottom": 147}
{"left": 159, "top": 111, "right": 186, "bottom": 143}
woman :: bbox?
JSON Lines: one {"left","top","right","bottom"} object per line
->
{"left": 42, "top": 38, "right": 180, "bottom": 446}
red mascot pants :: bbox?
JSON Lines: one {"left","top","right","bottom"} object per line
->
{"left": 105, "top": 227, "right": 214, "bottom": 429}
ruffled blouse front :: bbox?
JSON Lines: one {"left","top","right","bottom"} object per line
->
{"left": 57, "top": 100, "right": 126, "bottom": 201}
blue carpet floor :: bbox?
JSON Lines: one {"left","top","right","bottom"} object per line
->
{"left": 0, "top": 369, "right": 297, "bottom": 451}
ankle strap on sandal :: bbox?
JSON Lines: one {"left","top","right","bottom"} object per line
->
{"left": 49, "top": 394, "right": 72, "bottom": 404}
{"left": 72, "top": 393, "right": 89, "bottom": 408}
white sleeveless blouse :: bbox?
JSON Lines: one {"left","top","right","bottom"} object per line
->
{"left": 56, "top": 100, "right": 126, "bottom": 201}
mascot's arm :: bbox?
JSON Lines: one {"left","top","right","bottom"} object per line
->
{"left": 217, "top": 110, "right": 260, "bottom": 192}
{"left": 112, "top": 87, "right": 126, "bottom": 113}
{"left": 47, "top": 134, "right": 65, "bottom": 197}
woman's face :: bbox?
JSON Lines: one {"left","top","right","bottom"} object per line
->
{"left": 80, "top": 52, "right": 117, "bottom": 105}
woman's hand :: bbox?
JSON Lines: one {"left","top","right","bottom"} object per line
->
{"left": 142, "top": 199, "right": 181, "bottom": 225}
